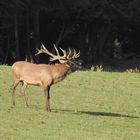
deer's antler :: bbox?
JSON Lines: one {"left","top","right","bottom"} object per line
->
{"left": 36, "top": 43, "right": 80, "bottom": 62}
{"left": 36, "top": 43, "right": 66, "bottom": 61}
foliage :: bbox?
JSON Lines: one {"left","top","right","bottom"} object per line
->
{"left": 0, "top": 0, "right": 140, "bottom": 65}
{"left": 0, "top": 66, "right": 140, "bottom": 140}
{"left": 126, "top": 68, "right": 140, "bottom": 73}
{"left": 91, "top": 64, "right": 103, "bottom": 72}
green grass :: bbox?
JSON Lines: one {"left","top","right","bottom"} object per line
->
{"left": 0, "top": 65, "right": 140, "bottom": 140}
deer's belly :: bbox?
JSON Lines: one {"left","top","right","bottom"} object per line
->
{"left": 20, "top": 78, "right": 42, "bottom": 86}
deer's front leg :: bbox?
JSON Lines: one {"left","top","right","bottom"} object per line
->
{"left": 44, "top": 86, "right": 51, "bottom": 112}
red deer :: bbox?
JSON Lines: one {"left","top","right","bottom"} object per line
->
{"left": 12, "top": 43, "right": 81, "bottom": 112}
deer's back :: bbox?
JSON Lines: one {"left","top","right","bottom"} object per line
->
{"left": 12, "top": 61, "right": 53, "bottom": 86}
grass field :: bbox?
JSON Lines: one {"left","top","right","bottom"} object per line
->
{"left": 0, "top": 65, "right": 140, "bottom": 140}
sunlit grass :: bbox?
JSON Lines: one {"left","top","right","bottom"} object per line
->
{"left": 0, "top": 66, "right": 140, "bottom": 140}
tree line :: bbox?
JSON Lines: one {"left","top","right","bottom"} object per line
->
{"left": 0, "top": 0, "right": 140, "bottom": 66}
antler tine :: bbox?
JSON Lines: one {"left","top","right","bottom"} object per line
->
{"left": 60, "top": 47, "right": 67, "bottom": 57}
{"left": 35, "top": 43, "right": 57, "bottom": 59}
{"left": 72, "top": 49, "right": 80, "bottom": 58}
{"left": 67, "top": 48, "right": 72, "bottom": 59}
{"left": 73, "top": 49, "right": 76, "bottom": 57}
{"left": 35, "top": 48, "right": 43, "bottom": 56}
{"left": 53, "top": 44, "right": 60, "bottom": 56}
{"left": 35, "top": 48, "right": 40, "bottom": 56}
{"left": 35, "top": 43, "right": 43, "bottom": 56}
{"left": 53, "top": 44, "right": 67, "bottom": 58}
{"left": 35, "top": 43, "right": 47, "bottom": 55}
{"left": 76, "top": 50, "right": 80, "bottom": 58}
{"left": 41, "top": 43, "right": 46, "bottom": 50}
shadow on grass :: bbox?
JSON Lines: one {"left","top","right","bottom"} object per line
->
{"left": 53, "top": 109, "right": 139, "bottom": 119}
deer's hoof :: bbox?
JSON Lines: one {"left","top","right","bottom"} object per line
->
{"left": 46, "top": 108, "right": 51, "bottom": 112}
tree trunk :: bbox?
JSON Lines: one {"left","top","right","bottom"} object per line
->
{"left": 14, "top": 0, "right": 20, "bottom": 60}
{"left": 96, "top": 25, "right": 111, "bottom": 60}
{"left": 55, "top": 23, "right": 65, "bottom": 47}
{"left": 34, "top": 11, "right": 40, "bottom": 62}
{"left": 34, "top": 12, "right": 40, "bottom": 47}
{"left": 86, "top": 22, "right": 97, "bottom": 65}
{"left": 26, "top": 10, "right": 33, "bottom": 62}
{"left": 4, "top": 28, "right": 10, "bottom": 64}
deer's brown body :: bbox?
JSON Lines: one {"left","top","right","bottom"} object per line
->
{"left": 12, "top": 61, "right": 69, "bottom": 86}
{"left": 12, "top": 44, "right": 80, "bottom": 111}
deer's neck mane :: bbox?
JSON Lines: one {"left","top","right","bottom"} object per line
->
{"left": 51, "top": 63, "right": 70, "bottom": 84}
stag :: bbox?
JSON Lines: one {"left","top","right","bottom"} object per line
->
{"left": 11, "top": 43, "right": 81, "bottom": 111}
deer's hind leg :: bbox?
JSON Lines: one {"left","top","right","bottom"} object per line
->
{"left": 12, "top": 79, "right": 20, "bottom": 106}
{"left": 20, "top": 81, "right": 29, "bottom": 107}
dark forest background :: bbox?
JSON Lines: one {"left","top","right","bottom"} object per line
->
{"left": 0, "top": 0, "right": 140, "bottom": 69}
